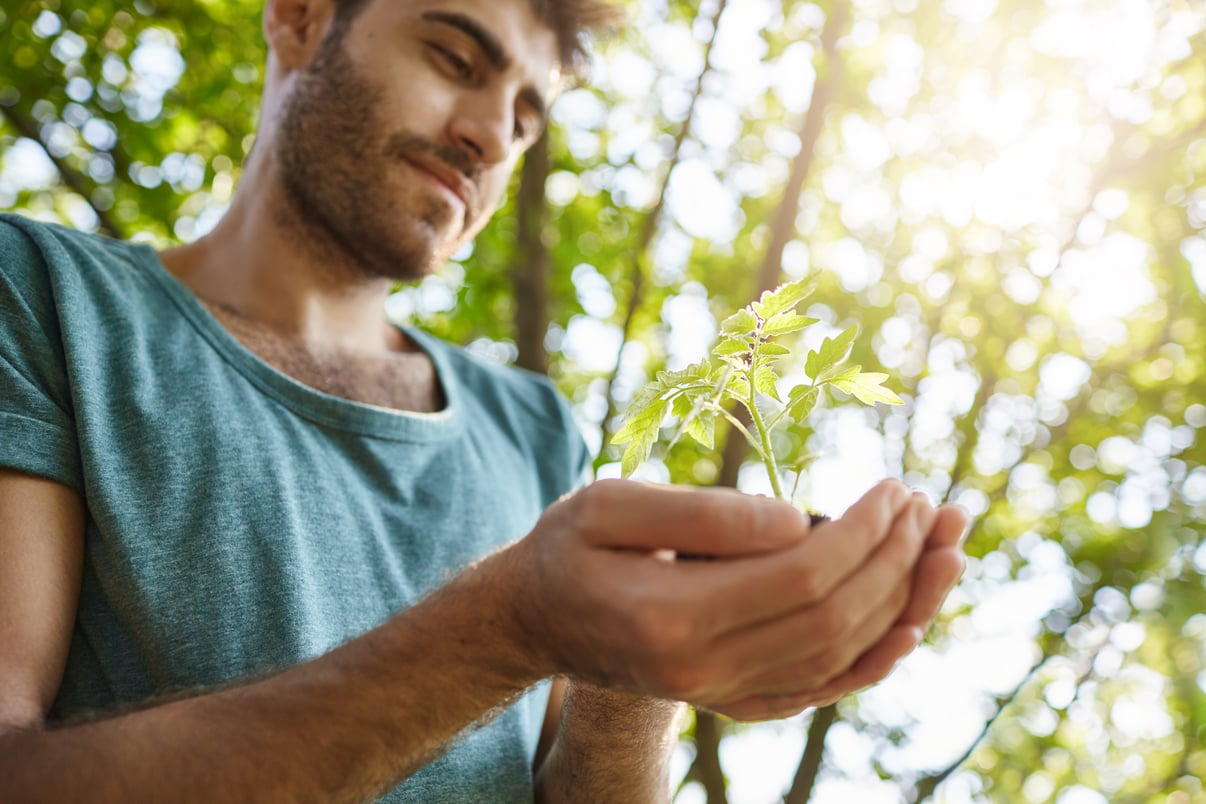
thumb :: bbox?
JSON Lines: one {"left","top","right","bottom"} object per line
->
{"left": 573, "top": 480, "right": 811, "bottom": 557}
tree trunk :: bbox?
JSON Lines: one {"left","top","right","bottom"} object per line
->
{"left": 513, "top": 130, "right": 551, "bottom": 375}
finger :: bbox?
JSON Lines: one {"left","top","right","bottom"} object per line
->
{"left": 925, "top": 503, "right": 971, "bottom": 549}
{"left": 807, "top": 624, "right": 923, "bottom": 703}
{"left": 912, "top": 491, "right": 937, "bottom": 539}
{"left": 667, "top": 481, "right": 917, "bottom": 637}
{"left": 709, "top": 690, "right": 830, "bottom": 723}
{"left": 740, "top": 568, "right": 912, "bottom": 697}
{"left": 703, "top": 496, "right": 926, "bottom": 692}
{"left": 835, "top": 478, "right": 913, "bottom": 539}
{"left": 574, "top": 479, "right": 811, "bottom": 556}
{"left": 898, "top": 547, "right": 965, "bottom": 628}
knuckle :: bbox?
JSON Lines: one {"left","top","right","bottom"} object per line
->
{"left": 628, "top": 601, "right": 691, "bottom": 654}
{"left": 795, "top": 562, "right": 825, "bottom": 602}
{"left": 577, "top": 479, "right": 625, "bottom": 524}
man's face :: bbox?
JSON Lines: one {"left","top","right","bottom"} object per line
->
{"left": 274, "top": 0, "right": 561, "bottom": 281}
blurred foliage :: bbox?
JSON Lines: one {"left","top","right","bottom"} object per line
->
{"left": 3, "top": 0, "right": 1204, "bottom": 801}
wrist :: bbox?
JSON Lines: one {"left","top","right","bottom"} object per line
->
{"left": 561, "top": 681, "right": 686, "bottom": 736}
{"left": 409, "top": 543, "right": 548, "bottom": 696}
{"left": 474, "top": 539, "right": 558, "bottom": 685}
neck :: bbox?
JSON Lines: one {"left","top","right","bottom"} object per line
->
{"left": 159, "top": 151, "right": 406, "bottom": 354}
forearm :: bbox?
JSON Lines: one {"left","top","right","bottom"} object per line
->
{"left": 0, "top": 546, "right": 540, "bottom": 804}
{"left": 535, "top": 682, "right": 685, "bottom": 804}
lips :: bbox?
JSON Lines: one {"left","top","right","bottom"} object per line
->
{"left": 405, "top": 157, "right": 474, "bottom": 212}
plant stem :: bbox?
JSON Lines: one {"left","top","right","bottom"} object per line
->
{"left": 746, "top": 370, "right": 784, "bottom": 499}
{"left": 713, "top": 405, "right": 765, "bottom": 462}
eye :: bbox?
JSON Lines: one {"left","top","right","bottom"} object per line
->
{"left": 430, "top": 43, "right": 471, "bottom": 79}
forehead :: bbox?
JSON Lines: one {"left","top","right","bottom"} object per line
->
{"left": 358, "top": 0, "right": 561, "bottom": 93}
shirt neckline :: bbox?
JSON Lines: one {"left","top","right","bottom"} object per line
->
{"left": 133, "top": 243, "right": 463, "bottom": 443}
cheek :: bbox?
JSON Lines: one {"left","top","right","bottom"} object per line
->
{"left": 480, "top": 167, "right": 517, "bottom": 214}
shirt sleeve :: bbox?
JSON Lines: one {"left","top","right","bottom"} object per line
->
{"left": 0, "top": 217, "right": 83, "bottom": 493}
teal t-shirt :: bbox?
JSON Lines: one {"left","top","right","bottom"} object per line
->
{"left": 0, "top": 214, "right": 591, "bottom": 801}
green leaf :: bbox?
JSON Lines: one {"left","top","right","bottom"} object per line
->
{"left": 620, "top": 432, "right": 656, "bottom": 478}
{"left": 806, "top": 324, "right": 860, "bottom": 380}
{"left": 830, "top": 371, "right": 904, "bottom": 406}
{"left": 611, "top": 396, "right": 669, "bottom": 447}
{"left": 683, "top": 409, "right": 716, "bottom": 450}
{"left": 668, "top": 364, "right": 733, "bottom": 453}
{"left": 759, "top": 342, "right": 791, "bottom": 357}
{"left": 712, "top": 336, "right": 749, "bottom": 357}
{"left": 624, "top": 383, "right": 667, "bottom": 421}
{"left": 763, "top": 312, "right": 819, "bottom": 337}
{"left": 786, "top": 385, "right": 819, "bottom": 423}
{"left": 787, "top": 450, "right": 821, "bottom": 478}
{"left": 753, "top": 365, "right": 781, "bottom": 401}
{"left": 720, "top": 309, "right": 758, "bottom": 336}
{"left": 750, "top": 277, "right": 819, "bottom": 318}
{"left": 614, "top": 388, "right": 674, "bottom": 478}
{"left": 787, "top": 384, "right": 814, "bottom": 401}
{"left": 725, "top": 375, "right": 752, "bottom": 402}
{"left": 671, "top": 393, "right": 693, "bottom": 419}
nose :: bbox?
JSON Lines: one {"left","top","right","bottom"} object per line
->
{"left": 447, "top": 92, "right": 513, "bottom": 167}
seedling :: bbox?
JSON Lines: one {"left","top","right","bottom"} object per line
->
{"left": 612, "top": 277, "right": 903, "bottom": 505}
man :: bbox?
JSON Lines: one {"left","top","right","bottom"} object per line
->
{"left": 0, "top": 0, "right": 969, "bottom": 800}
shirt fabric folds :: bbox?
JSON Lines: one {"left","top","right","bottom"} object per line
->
{"left": 0, "top": 213, "right": 591, "bottom": 802}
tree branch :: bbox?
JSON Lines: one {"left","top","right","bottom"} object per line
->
{"left": 601, "top": 0, "right": 730, "bottom": 440}
{"left": 513, "top": 129, "right": 552, "bottom": 374}
{"left": 911, "top": 658, "right": 1046, "bottom": 801}
{"left": 0, "top": 105, "right": 125, "bottom": 238}
{"left": 912, "top": 605, "right": 1108, "bottom": 801}
{"left": 783, "top": 704, "right": 837, "bottom": 804}
{"left": 941, "top": 369, "right": 994, "bottom": 504}
{"left": 681, "top": 710, "right": 728, "bottom": 804}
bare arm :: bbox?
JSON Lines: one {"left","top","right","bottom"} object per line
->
{"left": 0, "top": 468, "right": 543, "bottom": 803}
{"left": 1, "top": 471, "right": 964, "bottom": 802}
{"left": 534, "top": 682, "right": 684, "bottom": 804}
{"left": 0, "top": 470, "right": 84, "bottom": 732}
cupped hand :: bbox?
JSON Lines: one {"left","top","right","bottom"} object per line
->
{"left": 711, "top": 501, "right": 969, "bottom": 721}
{"left": 507, "top": 477, "right": 949, "bottom": 721}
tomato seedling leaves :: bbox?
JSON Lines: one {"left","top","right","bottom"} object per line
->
{"left": 613, "top": 279, "right": 901, "bottom": 494}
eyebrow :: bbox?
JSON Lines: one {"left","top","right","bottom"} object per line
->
{"left": 420, "top": 10, "right": 549, "bottom": 129}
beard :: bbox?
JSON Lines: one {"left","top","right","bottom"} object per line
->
{"left": 274, "top": 32, "right": 482, "bottom": 282}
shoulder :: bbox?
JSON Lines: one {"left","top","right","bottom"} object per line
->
{"left": 1, "top": 213, "right": 134, "bottom": 260}
{"left": 0, "top": 214, "right": 158, "bottom": 298}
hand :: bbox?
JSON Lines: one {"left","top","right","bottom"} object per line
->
{"left": 505, "top": 478, "right": 936, "bottom": 721}
{"left": 714, "top": 498, "right": 970, "bottom": 720}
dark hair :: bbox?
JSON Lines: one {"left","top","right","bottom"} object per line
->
{"left": 331, "top": 0, "right": 622, "bottom": 81}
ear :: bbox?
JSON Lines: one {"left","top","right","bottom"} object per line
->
{"left": 263, "top": 0, "right": 338, "bottom": 71}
